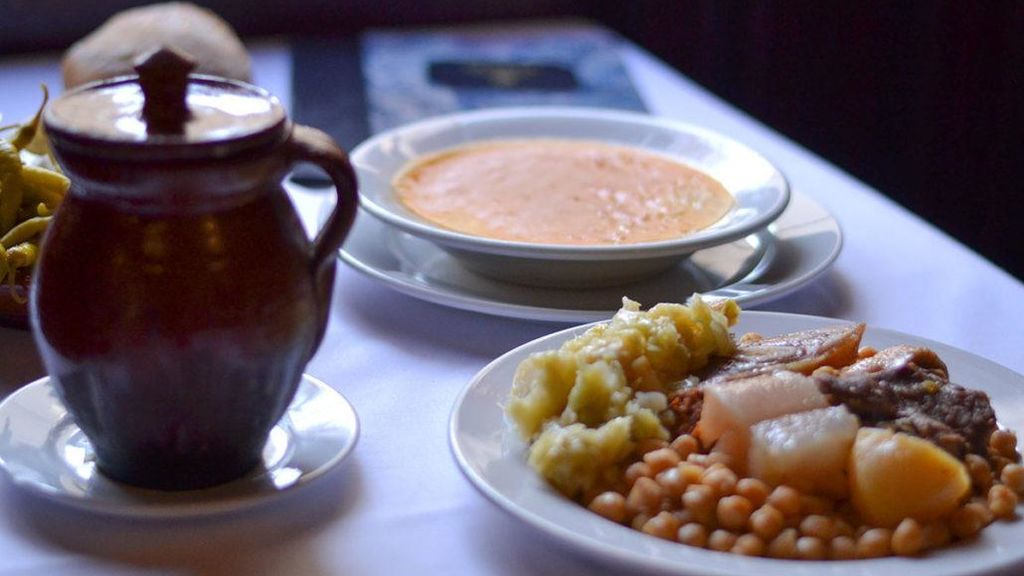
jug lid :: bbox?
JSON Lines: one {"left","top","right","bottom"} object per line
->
{"left": 44, "top": 47, "right": 287, "bottom": 160}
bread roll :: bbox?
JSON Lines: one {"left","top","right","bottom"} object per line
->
{"left": 62, "top": 2, "right": 251, "bottom": 89}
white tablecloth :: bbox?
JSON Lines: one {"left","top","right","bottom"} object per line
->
{"left": 0, "top": 38, "right": 1021, "bottom": 576}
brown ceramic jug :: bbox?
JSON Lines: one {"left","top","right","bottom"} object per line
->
{"left": 33, "top": 48, "right": 358, "bottom": 490}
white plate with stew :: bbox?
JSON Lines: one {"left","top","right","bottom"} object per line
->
{"left": 350, "top": 106, "right": 790, "bottom": 287}
{"left": 449, "top": 311, "right": 1024, "bottom": 576}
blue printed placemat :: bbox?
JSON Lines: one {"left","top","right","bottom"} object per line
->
{"left": 361, "top": 22, "right": 648, "bottom": 134}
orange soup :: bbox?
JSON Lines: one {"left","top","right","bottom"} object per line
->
{"left": 393, "top": 139, "right": 734, "bottom": 245}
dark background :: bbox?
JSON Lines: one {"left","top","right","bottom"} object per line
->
{"left": 2, "top": 1, "right": 1021, "bottom": 280}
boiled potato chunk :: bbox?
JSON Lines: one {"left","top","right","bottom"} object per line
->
{"left": 698, "top": 371, "right": 829, "bottom": 467}
{"left": 527, "top": 418, "right": 634, "bottom": 498}
{"left": 850, "top": 427, "right": 970, "bottom": 527}
{"left": 748, "top": 405, "right": 860, "bottom": 498}
{"left": 507, "top": 350, "right": 578, "bottom": 439}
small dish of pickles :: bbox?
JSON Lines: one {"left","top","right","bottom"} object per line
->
{"left": 0, "top": 88, "right": 70, "bottom": 328}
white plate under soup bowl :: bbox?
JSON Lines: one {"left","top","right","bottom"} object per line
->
{"left": 351, "top": 107, "right": 790, "bottom": 288}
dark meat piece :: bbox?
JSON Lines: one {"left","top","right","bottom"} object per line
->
{"left": 815, "top": 346, "right": 947, "bottom": 421}
{"left": 890, "top": 412, "right": 976, "bottom": 457}
{"left": 814, "top": 345, "right": 996, "bottom": 458}
{"left": 702, "top": 323, "right": 865, "bottom": 383}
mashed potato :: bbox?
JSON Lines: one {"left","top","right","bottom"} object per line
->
{"left": 507, "top": 295, "right": 739, "bottom": 497}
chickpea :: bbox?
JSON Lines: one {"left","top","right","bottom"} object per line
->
{"left": 702, "top": 464, "right": 738, "bottom": 497}
{"left": 624, "top": 461, "right": 653, "bottom": 487}
{"left": 892, "top": 518, "right": 925, "bottom": 556}
{"left": 990, "top": 429, "right": 1018, "bottom": 459}
{"left": 959, "top": 500, "right": 995, "bottom": 534}
{"left": 705, "top": 451, "right": 734, "bottom": 468}
{"left": 766, "top": 485, "right": 802, "bottom": 517}
{"left": 655, "top": 466, "right": 688, "bottom": 500}
{"left": 588, "top": 491, "right": 627, "bottom": 523}
{"left": 796, "top": 536, "right": 828, "bottom": 560}
{"left": 736, "top": 478, "right": 770, "bottom": 508}
{"left": 749, "top": 504, "right": 786, "bottom": 541}
{"left": 642, "top": 511, "right": 682, "bottom": 541}
{"left": 631, "top": 512, "right": 652, "bottom": 531}
{"left": 799, "top": 514, "right": 835, "bottom": 540}
{"left": 766, "top": 528, "right": 799, "bottom": 559}
{"left": 716, "top": 495, "right": 753, "bottom": 532}
{"left": 687, "top": 453, "right": 710, "bottom": 467}
{"left": 829, "top": 536, "right": 857, "bottom": 560}
{"left": 684, "top": 482, "right": 712, "bottom": 497}
{"left": 988, "top": 484, "right": 1018, "bottom": 519}
{"left": 677, "top": 523, "right": 708, "bottom": 548}
{"left": 991, "top": 455, "right": 1013, "bottom": 477}
{"left": 857, "top": 528, "right": 893, "bottom": 559}
{"left": 708, "top": 529, "right": 738, "bottom": 552}
{"left": 682, "top": 484, "right": 717, "bottom": 525}
{"left": 644, "top": 448, "right": 681, "bottom": 475}
{"left": 922, "top": 520, "right": 952, "bottom": 550}
{"left": 1001, "top": 463, "right": 1024, "bottom": 496}
{"left": 670, "top": 434, "right": 700, "bottom": 460}
{"left": 677, "top": 462, "right": 705, "bottom": 486}
{"left": 966, "top": 454, "right": 994, "bottom": 492}
{"left": 732, "top": 533, "right": 766, "bottom": 557}
{"left": 950, "top": 504, "right": 987, "bottom": 540}
{"left": 626, "top": 477, "right": 664, "bottom": 515}
{"left": 672, "top": 508, "right": 695, "bottom": 526}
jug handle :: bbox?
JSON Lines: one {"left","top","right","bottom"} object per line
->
{"left": 285, "top": 124, "right": 358, "bottom": 342}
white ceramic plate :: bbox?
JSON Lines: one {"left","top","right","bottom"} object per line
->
{"left": 449, "top": 311, "right": 1024, "bottom": 576}
{"left": 351, "top": 107, "right": 790, "bottom": 287}
{"left": 0, "top": 374, "right": 359, "bottom": 518}
{"left": 339, "top": 189, "right": 840, "bottom": 323}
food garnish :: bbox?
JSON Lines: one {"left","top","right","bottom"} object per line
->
{"left": 0, "top": 87, "right": 69, "bottom": 302}
{"left": 506, "top": 296, "right": 1021, "bottom": 559}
